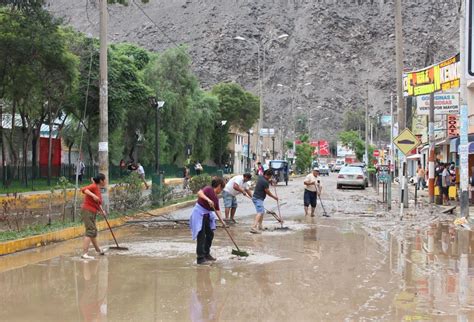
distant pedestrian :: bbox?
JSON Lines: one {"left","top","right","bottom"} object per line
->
{"left": 183, "top": 166, "right": 190, "bottom": 190}
{"left": 80, "top": 173, "right": 107, "bottom": 260}
{"left": 222, "top": 173, "right": 252, "bottom": 223}
{"left": 76, "top": 160, "right": 85, "bottom": 184}
{"left": 416, "top": 164, "right": 426, "bottom": 190}
{"left": 136, "top": 163, "right": 149, "bottom": 189}
{"left": 256, "top": 162, "right": 264, "bottom": 176}
{"left": 250, "top": 169, "right": 279, "bottom": 234}
{"left": 195, "top": 161, "right": 203, "bottom": 175}
{"left": 189, "top": 177, "right": 226, "bottom": 265}
{"left": 441, "top": 163, "right": 450, "bottom": 205}
{"left": 303, "top": 167, "right": 322, "bottom": 217}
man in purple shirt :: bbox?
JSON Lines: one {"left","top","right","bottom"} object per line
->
{"left": 190, "top": 177, "right": 225, "bottom": 264}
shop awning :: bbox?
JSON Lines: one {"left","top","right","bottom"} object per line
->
{"left": 452, "top": 134, "right": 474, "bottom": 152}
{"left": 407, "top": 154, "right": 421, "bottom": 160}
{"left": 456, "top": 142, "right": 474, "bottom": 155}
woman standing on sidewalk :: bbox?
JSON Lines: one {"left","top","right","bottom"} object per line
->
{"left": 80, "top": 173, "right": 107, "bottom": 259}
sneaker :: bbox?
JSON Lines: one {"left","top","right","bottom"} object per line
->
{"left": 97, "top": 250, "right": 105, "bottom": 256}
{"left": 323, "top": 213, "right": 330, "bottom": 217}
{"left": 250, "top": 228, "right": 261, "bottom": 234}
{"left": 81, "top": 254, "right": 95, "bottom": 260}
{"left": 197, "top": 259, "right": 212, "bottom": 265}
{"left": 205, "top": 254, "right": 216, "bottom": 261}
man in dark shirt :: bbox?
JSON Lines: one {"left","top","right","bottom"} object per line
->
{"left": 250, "top": 169, "right": 279, "bottom": 234}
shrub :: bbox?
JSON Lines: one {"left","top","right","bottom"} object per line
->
{"left": 150, "top": 183, "right": 174, "bottom": 206}
{"left": 111, "top": 172, "right": 146, "bottom": 211}
{"left": 189, "top": 174, "right": 212, "bottom": 193}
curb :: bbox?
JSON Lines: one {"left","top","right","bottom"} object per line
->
{"left": 0, "top": 199, "right": 196, "bottom": 256}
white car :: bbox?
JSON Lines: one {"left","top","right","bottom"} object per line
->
{"left": 333, "top": 159, "right": 345, "bottom": 172}
{"left": 319, "top": 163, "right": 330, "bottom": 176}
{"left": 336, "top": 166, "right": 366, "bottom": 190}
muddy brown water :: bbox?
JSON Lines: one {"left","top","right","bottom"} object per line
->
{"left": 2, "top": 177, "right": 474, "bottom": 321}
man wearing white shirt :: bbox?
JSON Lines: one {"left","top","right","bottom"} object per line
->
{"left": 223, "top": 173, "right": 252, "bottom": 223}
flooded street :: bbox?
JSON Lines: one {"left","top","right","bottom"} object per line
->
{"left": 1, "top": 176, "right": 474, "bottom": 321}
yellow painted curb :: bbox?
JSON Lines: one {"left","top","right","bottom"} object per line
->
{"left": 0, "top": 199, "right": 196, "bottom": 256}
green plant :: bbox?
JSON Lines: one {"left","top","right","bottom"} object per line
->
{"left": 150, "top": 183, "right": 174, "bottom": 206}
{"left": 53, "top": 176, "right": 74, "bottom": 222}
{"left": 189, "top": 174, "right": 212, "bottom": 193}
{"left": 110, "top": 172, "right": 146, "bottom": 212}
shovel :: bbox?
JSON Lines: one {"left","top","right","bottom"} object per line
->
{"left": 210, "top": 205, "right": 249, "bottom": 257}
{"left": 98, "top": 205, "right": 129, "bottom": 251}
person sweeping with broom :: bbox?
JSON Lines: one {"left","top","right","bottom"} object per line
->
{"left": 250, "top": 169, "right": 279, "bottom": 234}
{"left": 190, "top": 177, "right": 226, "bottom": 265}
{"left": 80, "top": 173, "right": 107, "bottom": 260}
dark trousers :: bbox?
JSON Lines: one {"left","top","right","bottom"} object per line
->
{"left": 196, "top": 214, "right": 214, "bottom": 262}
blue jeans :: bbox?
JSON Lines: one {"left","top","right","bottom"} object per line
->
{"left": 252, "top": 197, "right": 265, "bottom": 214}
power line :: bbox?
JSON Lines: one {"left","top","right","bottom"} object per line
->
{"left": 131, "top": 0, "right": 188, "bottom": 56}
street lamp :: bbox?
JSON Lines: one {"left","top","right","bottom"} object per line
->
{"left": 234, "top": 33, "right": 289, "bottom": 162}
{"left": 149, "top": 97, "right": 165, "bottom": 174}
{"left": 218, "top": 120, "right": 228, "bottom": 169}
{"left": 247, "top": 129, "right": 253, "bottom": 171}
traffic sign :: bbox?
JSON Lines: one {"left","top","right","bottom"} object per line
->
{"left": 373, "top": 150, "right": 380, "bottom": 157}
{"left": 393, "top": 128, "right": 420, "bottom": 155}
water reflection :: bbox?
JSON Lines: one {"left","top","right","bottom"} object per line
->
{"left": 76, "top": 258, "right": 109, "bottom": 322}
{"left": 190, "top": 267, "right": 217, "bottom": 321}
{"left": 390, "top": 222, "right": 474, "bottom": 320}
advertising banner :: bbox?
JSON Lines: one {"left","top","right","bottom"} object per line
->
{"left": 337, "top": 142, "right": 354, "bottom": 157}
{"left": 447, "top": 114, "right": 459, "bottom": 137}
{"left": 319, "top": 140, "right": 330, "bottom": 156}
{"left": 403, "top": 54, "right": 460, "bottom": 96}
{"left": 416, "top": 93, "right": 459, "bottom": 115}
{"left": 380, "top": 115, "right": 392, "bottom": 126}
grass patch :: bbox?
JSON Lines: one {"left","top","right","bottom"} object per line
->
{"left": 0, "top": 194, "right": 196, "bottom": 242}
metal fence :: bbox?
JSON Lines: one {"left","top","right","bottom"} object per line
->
{"left": 0, "top": 163, "right": 220, "bottom": 190}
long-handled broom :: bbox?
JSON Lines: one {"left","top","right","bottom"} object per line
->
{"left": 273, "top": 186, "right": 290, "bottom": 230}
{"left": 98, "top": 205, "right": 129, "bottom": 251}
{"left": 244, "top": 195, "right": 283, "bottom": 224}
{"left": 210, "top": 206, "right": 249, "bottom": 257}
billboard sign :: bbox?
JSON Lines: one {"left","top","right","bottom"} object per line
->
{"left": 403, "top": 54, "right": 460, "bottom": 96}
{"left": 337, "top": 142, "right": 354, "bottom": 157}
{"left": 380, "top": 115, "right": 392, "bottom": 126}
{"left": 416, "top": 93, "right": 459, "bottom": 115}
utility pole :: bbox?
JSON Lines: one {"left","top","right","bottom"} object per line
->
{"left": 365, "top": 82, "right": 369, "bottom": 164}
{"left": 98, "top": 0, "right": 109, "bottom": 209}
{"left": 390, "top": 93, "right": 395, "bottom": 178}
{"left": 428, "top": 92, "right": 435, "bottom": 204}
{"left": 395, "top": 0, "right": 408, "bottom": 208}
{"left": 460, "top": 0, "right": 469, "bottom": 217}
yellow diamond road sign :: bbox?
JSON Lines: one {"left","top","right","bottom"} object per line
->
{"left": 393, "top": 128, "right": 420, "bottom": 155}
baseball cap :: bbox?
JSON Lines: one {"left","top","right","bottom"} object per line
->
{"left": 313, "top": 167, "right": 320, "bottom": 171}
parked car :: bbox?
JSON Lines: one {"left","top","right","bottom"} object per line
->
{"left": 319, "top": 163, "right": 330, "bottom": 176}
{"left": 337, "top": 166, "right": 366, "bottom": 190}
{"left": 347, "top": 163, "right": 369, "bottom": 187}
{"left": 333, "top": 159, "right": 345, "bottom": 172}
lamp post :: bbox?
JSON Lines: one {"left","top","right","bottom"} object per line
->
{"left": 234, "top": 33, "right": 289, "bottom": 162}
{"left": 149, "top": 97, "right": 165, "bottom": 174}
{"left": 247, "top": 129, "right": 253, "bottom": 171}
{"left": 272, "top": 136, "right": 276, "bottom": 159}
{"left": 277, "top": 82, "right": 312, "bottom": 142}
{"left": 218, "top": 120, "right": 228, "bottom": 169}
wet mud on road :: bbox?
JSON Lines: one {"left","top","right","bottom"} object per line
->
{"left": 1, "top": 176, "right": 474, "bottom": 321}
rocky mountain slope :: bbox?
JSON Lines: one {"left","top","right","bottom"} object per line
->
{"left": 46, "top": 0, "right": 460, "bottom": 142}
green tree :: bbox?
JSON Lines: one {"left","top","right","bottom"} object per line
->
{"left": 0, "top": 7, "right": 79, "bottom": 184}
{"left": 144, "top": 47, "right": 200, "bottom": 164}
{"left": 339, "top": 130, "right": 375, "bottom": 164}
{"left": 210, "top": 82, "right": 259, "bottom": 165}
{"left": 295, "top": 134, "right": 313, "bottom": 173}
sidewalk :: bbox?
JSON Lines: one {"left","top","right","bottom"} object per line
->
{"left": 383, "top": 181, "right": 474, "bottom": 217}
